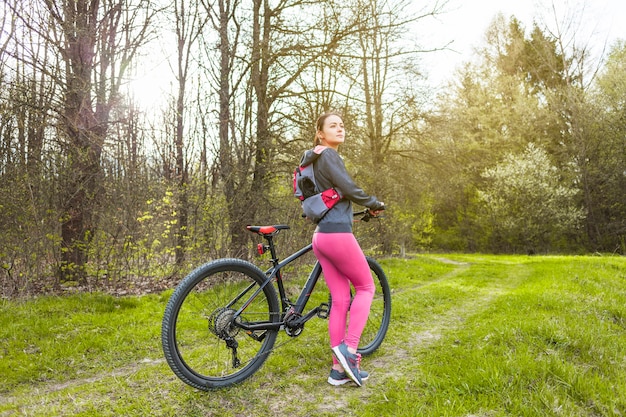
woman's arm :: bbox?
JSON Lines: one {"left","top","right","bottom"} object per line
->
{"left": 316, "top": 149, "right": 383, "bottom": 210}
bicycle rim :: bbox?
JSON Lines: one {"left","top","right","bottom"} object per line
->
{"left": 161, "top": 258, "right": 279, "bottom": 390}
{"left": 357, "top": 257, "right": 391, "bottom": 356}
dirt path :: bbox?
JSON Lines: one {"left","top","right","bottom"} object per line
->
{"left": 307, "top": 258, "right": 528, "bottom": 415}
{"left": 0, "top": 358, "right": 166, "bottom": 415}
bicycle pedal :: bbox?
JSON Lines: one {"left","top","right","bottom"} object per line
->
{"left": 317, "top": 302, "right": 330, "bottom": 319}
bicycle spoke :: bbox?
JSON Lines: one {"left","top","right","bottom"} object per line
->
{"left": 162, "top": 259, "right": 280, "bottom": 389}
{"left": 177, "top": 279, "right": 267, "bottom": 372}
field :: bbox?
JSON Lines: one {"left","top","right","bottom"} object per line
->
{"left": 1, "top": 254, "right": 625, "bottom": 416}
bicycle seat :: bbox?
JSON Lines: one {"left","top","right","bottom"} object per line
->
{"left": 246, "top": 224, "right": 290, "bottom": 236}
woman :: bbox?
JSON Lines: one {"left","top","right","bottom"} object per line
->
{"left": 300, "top": 112, "right": 385, "bottom": 387}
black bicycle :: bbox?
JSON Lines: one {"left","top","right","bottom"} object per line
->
{"left": 161, "top": 210, "right": 391, "bottom": 390}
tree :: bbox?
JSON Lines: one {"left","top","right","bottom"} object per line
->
{"left": 1, "top": 0, "right": 64, "bottom": 293}
{"left": 18, "top": 0, "right": 157, "bottom": 281}
{"left": 341, "top": 0, "right": 444, "bottom": 253}
{"left": 166, "top": 0, "right": 208, "bottom": 265}
{"left": 200, "top": 0, "right": 372, "bottom": 255}
{"left": 428, "top": 13, "right": 595, "bottom": 252}
{"left": 478, "top": 143, "right": 583, "bottom": 252}
{"left": 586, "top": 41, "right": 626, "bottom": 251}
{"left": 535, "top": 4, "right": 617, "bottom": 251}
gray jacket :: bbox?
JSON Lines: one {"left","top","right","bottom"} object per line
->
{"left": 300, "top": 146, "right": 383, "bottom": 233}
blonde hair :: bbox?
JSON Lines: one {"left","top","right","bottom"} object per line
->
{"left": 314, "top": 111, "right": 343, "bottom": 146}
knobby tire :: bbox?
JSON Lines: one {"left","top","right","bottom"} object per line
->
{"left": 357, "top": 257, "right": 392, "bottom": 356}
{"left": 161, "top": 258, "right": 280, "bottom": 390}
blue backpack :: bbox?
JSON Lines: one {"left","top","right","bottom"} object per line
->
{"left": 293, "top": 148, "right": 342, "bottom": 223}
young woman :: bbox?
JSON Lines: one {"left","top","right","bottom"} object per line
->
{"left": 299, "top": 112, "right": 385, "bottom": 386}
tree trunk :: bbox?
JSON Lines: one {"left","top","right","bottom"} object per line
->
{"left": 215, "top": 0, "right": 247, "bottom": 256}
{"left": 175, "top": 75, "right": 189, "bottom": 265}
{"left": 43, "top": 0, "right": 152, "bottom": 280}
{"left": 57, "top": 0, "right": 101, "bottom": 281}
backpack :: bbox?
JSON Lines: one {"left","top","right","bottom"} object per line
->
{"left": 293, "top": 149, "right": 342, "bottom": 223}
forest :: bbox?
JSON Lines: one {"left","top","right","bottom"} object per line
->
{"left": 1, "top": 0, "right": 625, "bottom": 297}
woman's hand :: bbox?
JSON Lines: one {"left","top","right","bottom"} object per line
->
{"left": 368, "top": 202, "right": 385, "bottom": 216}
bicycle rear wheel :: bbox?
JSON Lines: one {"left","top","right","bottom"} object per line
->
{"left": 161, "top": 258, "right": 280, "bottom": 390}
{"left": 357, "top": 257, "right": 391, "bottom": 356}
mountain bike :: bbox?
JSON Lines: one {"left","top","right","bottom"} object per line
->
{"left": 161, "top": 210, "right": 391, "bottom": 390}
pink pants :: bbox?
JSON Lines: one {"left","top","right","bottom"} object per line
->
{"left": 312, "top": 232, "right": 375, "bottom": 362}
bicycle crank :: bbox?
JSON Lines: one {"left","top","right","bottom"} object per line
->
{"left": 284, "top": 309, "right": 304, "bottom": 337}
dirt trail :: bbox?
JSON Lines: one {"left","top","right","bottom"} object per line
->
{"left": 308, "top": 258, "right": 527, "bottom": 415}
{"left": 0, "top": 358, "right": 165, "bottom": 413}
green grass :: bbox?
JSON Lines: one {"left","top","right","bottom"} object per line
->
{"left": 1, "top": 254, "right": 625, "bottom": 416}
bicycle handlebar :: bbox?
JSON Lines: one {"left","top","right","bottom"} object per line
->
{"left": 353, "top": 205, "right": 385, "bottom": 222}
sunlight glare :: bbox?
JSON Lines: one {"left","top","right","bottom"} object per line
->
{"left": 124, "top": 64, "right": 172, "bottom": 112}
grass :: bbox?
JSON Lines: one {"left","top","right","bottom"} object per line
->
{"left": 1, "top": 254, "right": 625, "bottom": 416}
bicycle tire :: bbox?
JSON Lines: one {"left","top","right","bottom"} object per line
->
{"left": 357, "top": 257, "right": 391, "bottom": 355}
{"left": 327, "top": 257, "right": 391, "bottom": 356}
{"left": 161, "top": 258, "right": 280, "bottom": 390}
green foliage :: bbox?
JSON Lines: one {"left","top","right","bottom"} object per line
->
{"left": 477, "top": 143, "right": 584, "bottom": 252}
{"left": 585, "top": 40, "right": 626, "bottom": 251}
{"left": 0, "top": 170, "right": 60, "bottom": 296}
{"left": 497, "top": 18, "right": 567, "bottom": 92}
{"left": 84, "top": 188, "right": 181, "bottom": 284}
{"left": 425, "top": 15, "right": 625, "bottom": 253}
{"left": 82, "top": 177, "right": 239, "bottom": 288}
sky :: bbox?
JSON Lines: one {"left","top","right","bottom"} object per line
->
{"left": 127, "top": 0, "right": 626, "bottom": 106}
{"left": 418, "top": 0, "right": 626, "bottom": 86}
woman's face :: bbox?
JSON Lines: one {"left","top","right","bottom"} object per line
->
{"left": 318, "top": 115, "right": 345, "bottom": 149}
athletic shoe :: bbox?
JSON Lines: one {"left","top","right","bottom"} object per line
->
{"left": 327, "top": 368, "right": 369, "bottom": 386}
{"left": 331, "top": 342, "right": 363, "bottom": 386}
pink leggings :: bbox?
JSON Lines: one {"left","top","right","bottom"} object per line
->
{"left": 312, "top": 232, "right": 375, "bottom": 361}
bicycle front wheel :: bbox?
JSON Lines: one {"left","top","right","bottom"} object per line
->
{"left": 161, "top": 258, "right": 280, "bottom": 390}
{"left": 357, "top": 257, "right": 391, "bottom": 356}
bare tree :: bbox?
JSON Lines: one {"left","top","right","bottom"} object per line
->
{"left": 1, "top": 0, "right": 65, "bottom": 294}
{"left": 6, "top": 0, "right": 158, "bottom": 281}
{"left": 166, "top": 0, "right": 208, "bottom": 265}
{"left": 198, "top": 0, "right": 365, "bottom": 254}
{"left": 333, "top": 0, "right": 446, "bottom": 253}
{"left": 201, "top": 0, "right": 245, "bottom": 255}
{"left": 344, "top": 0, "right": 444, "bottom": 166}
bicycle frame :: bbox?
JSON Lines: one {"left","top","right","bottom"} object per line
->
{"left": 233, "top": 238, "right": 326, "bottom": 333}
{"left": 268, "top": 243, "right": 322, "bottom": 310}
{"left": 234, "top": 209, "right": 381, "bottom": 333}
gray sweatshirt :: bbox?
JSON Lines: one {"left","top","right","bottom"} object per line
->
{"left": 300, "top": 146, "right": 383, "bottom": 233}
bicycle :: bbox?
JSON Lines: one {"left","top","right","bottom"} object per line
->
{"left": 161, "top": 210, "right": 391, "bottom": 390}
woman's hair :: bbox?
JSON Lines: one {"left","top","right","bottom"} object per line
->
{"left": 314, "top": 111, "right": 343, "bottom": 146}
